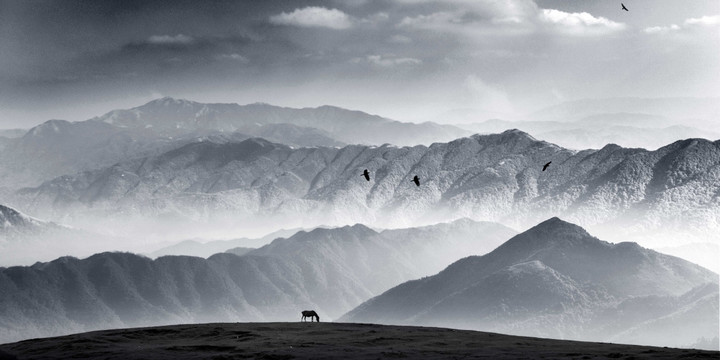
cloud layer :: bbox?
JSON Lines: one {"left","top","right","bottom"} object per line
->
{"left": 539, "top": 9, "right": 626, "bottom": 35}
{"left": 270, "top": 7, "right": 353, "bottom": 29}
{"left": 0, "top": 0, "right": 717, "bottom": 127}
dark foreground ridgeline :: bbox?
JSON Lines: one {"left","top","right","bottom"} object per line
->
{"left": 0, "top": 322, "right": 717, "bottom": 360}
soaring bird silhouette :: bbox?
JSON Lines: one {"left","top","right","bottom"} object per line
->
{"left": 542, "top": 161, "right": 552, "bottom": 171}
{"left": 362, "top": 169, "right": 370, "bottom": 181}
{"left": 411, "top": 175, "right": 420, "bottom": 187}
{"left": 621, "top": 3, "right": 628, "bottom": 11}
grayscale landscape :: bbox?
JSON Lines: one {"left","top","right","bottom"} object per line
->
{"left": 0, "top": 0, "right": 718, "bottom": 358}
{"left": 1, "top": 322, "right": 718, "bottom": 360}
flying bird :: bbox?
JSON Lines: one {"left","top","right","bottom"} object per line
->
{"left": 542, "top": 162, "right": 552, "bottom": 171}
{"left": 621, "top": 3, "right": 628, "bottom": 11}
{"left": 411, "top": 175, "right": 420, "bottom": 187}
{"left": 362, "top": 169, "right": 370, "bottom": 181}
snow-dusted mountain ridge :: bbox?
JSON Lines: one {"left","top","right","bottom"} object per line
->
{"left": 8, "top": 130, "right": 718, "bottom": 250}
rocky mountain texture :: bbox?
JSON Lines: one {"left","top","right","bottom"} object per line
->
{"left": 0, "top": 219, "right": 514, "bottom": 343}
{"left": 0, "top": 98, "right": 468, "bottom": 188}
{"left": 341, "top": 218, "right": 719, "bottom": 349}
{"left": 9, "top": 130, "right": 719, "bottom": 248}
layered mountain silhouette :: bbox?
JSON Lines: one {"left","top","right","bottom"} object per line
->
{"left": 95, "top": 97, "right": 469, "bottom": 145}
{"left": 530, "top": 97, "right": 719, "bottom": 126}
{"left": 452, "top": 97, "right": 720, "bottom": 150}
{"left": 146, "top": 228, "right": 303, "bottom": 258}
{"left": 0, "top": 204, "right": 120, "bottom": 266}
{"left": 0, "top": 219, "right": 514, "bottom": 343}
{"left": 8, "top": 130, "right": 718, "bottom": 250}
{"left": 340, "top": 218, "right": 719, "bottom": 349}
{"left": 459, "top": 115, "right": 719, "bottom": 150}
{"left": 0, "top": 98, "right": 468, "bottom": 188}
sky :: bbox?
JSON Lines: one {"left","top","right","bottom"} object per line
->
{"left": 0, "top": 0, "right": 718, "bottom": 128}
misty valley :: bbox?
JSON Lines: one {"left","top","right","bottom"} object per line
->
{"left": 0, "top": 97, "right": 717, "bottom": 356}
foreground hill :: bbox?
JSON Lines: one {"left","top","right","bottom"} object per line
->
{"left": 1, "top": 322, "right": 717, "bottom": 360}
{"left": 9, "top": 130, "right": 719, "bottom": 250}
{"left": 341, "top": 218, "right": 719, "bottom": 349}
{"left": 0, "top": 219, "right": 513, "bottom": 343}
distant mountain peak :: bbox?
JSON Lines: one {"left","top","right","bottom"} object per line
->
{"left": 523, "top": 216, "right": 593, "bottom": 238}
{"left": 0, "top": 204, "right": 39, "bottom": 229}
{"left": 26, "top": 119, "right": 72, "bottom": 137}
{"left": 144, "top": 96, "right": 199, "bottom": 107}
{"left": 467, "top": 128, "right": 538, "bottom": 142}
{"left": 489, "top": 217, "right": 600, "bottom": 256}
{"left": 500, "top": 128, "right": 536, "bottom": 139}
{"left": 306, "top": 223, "right": 377, "bottom": 238}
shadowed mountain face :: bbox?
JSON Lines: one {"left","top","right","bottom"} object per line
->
{"left": 0, "top": 219, "right": 514, "bottom": 343}
{"left": 7, "top": 130, "right": 719, "bottom": 248}
{"left": 340, "top": 218, "right": 719, "bottom": 349}
{"left": 0, "top": 98, "right": 468, "bottom": 189}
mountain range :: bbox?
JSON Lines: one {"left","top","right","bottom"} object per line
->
{"left": 1, "top": 97, "right": 717, "bottom": 350}
{"left": 529, "top": 97, "right": 719, "bottom": 126}
{"left": 5, "top": 129, "right": 718, "bottom": 254}
{"left": 340, "top": 218, "right": 719, "bottom": 349}
{"left": 145, "top": 228, "right": 303, "bottom": 259}
{"left": 95, "top": 97, "right": 469, "bottom": 145}
{"left": 0, "top": 218, "right": 514, "bottom": 343}
{"left": 0, "top": 98, "right": 469, "bottom": 189}
{"left": 457, "top": 113, "right": 719, "bottom": 150}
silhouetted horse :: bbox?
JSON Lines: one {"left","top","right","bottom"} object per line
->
{"left": 301, "top": 310, "right": 320, "bottom": 322}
